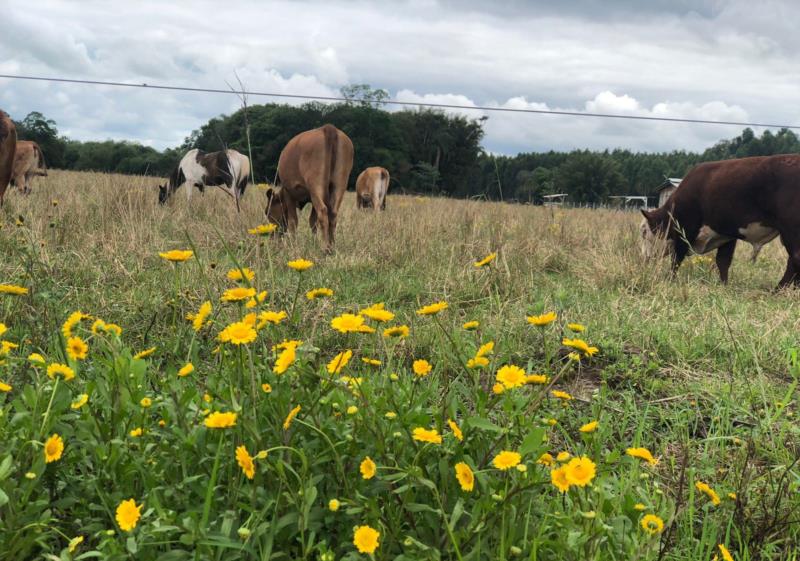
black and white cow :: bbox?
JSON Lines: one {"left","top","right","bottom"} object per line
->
{"left": 158, "top": 148, "right": 251, "bottom": 211}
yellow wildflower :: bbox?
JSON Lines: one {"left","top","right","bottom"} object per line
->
{"left": 44, "top": 434, "right": 64, "bottom": 463}
{"left": 189, "top": 301, "right": 212, "bottom": 331}
{"left": 130, "top": 427, "right": 143, "bottom": 437}
{"left": 492, "top": 450, "right": 522, "bottom": 470}
{"left": 626, "top": 447, "right": 658, "bottom": 466}
{"left": 556, "top": 451, "right": 571, "bottom": 462}
{"left": 133, "top": 347, "right": 157, "bottom": 360}
{"left": 330, "top": 313, "right": 367, "bottom": 333}
{"left": 68, "top": 536, "right": 84, "bottom": 553}
{"left": 0, "top": 284, "right": 28, "bottom": 295}
{"left": 526, "top": 374, "right": 548, "bottom": 384}
{"left": 447, "top": 419, "right": 463, "bottom": 441}
{"left": 416, "top": 301, "right": 448, "bottom": 316}
{"left": 178, "top": 363, "right": 194, "bottom": 377}
{"left": 221, "top": 286, "right": 256, "bottom": 302}
{"left": 455, "top": 462, "right": 474, "bottom": 491}
{"left": 328, "top": 498, "right": 341, "bottom": 511}
{"left": 62, "top": 311, "right": 89, "bottom": 338}
{"left": 564, "top": 456, "right": 596, "bottom": 487}
{"left": 0, "top": 381, "right": 11, "bottom": 392}
{"left": 496, "top": 364, "right": 527, "bottom": 389}
{"left": 47, "top": 363, "right": 75, "bottom": 381}
{"left": 527, "top": 311, "right": 557, "bottom": 326}
{"left": 467, "top": 356, "right": 489, "bottom": 369}
{"left": 219, "top": 321, "right": 257, "bottom": 345}
{"left": 718, "top": 544, "right": 734, "bottom": 561}
{"left": 579, "top": 421, "right": 599, "bottom": 433}
{"left": 158, "top": 249, "right": 193, "bottom": 262}
{"left": 236, "top": 445, "right": 255, "bottom": 479}
{"left": 551, "top": 390, "right": 573, "bottom": 401}
{"left": 537, "top": 453, "right": 554, "bottom": 467}
{"left": 567, "top": 323, "right": 586, "bottom": 333}
{"left": 413, "top": 359, "right": 432, "bottom": 377}
{"left": 66, "top": 337, "right": 88, "bottom": 360}
{"left": 462, "top": 320, "right": 480, "bottom": 330}
{"left": 474, "top": 252, "right": 497, "bottom": 268}
{"left": 115, "top": 499, "right": 142, "bottom": 532}
{"left": 226, "top": 267, "right": 255, "bottom": 282}
{"left": 306, "top": 287, "right": 334, "bottom": 300}
{"left": 640, "top": 514, "right": 664, "bottom": 536}
{"left": 273, "top": 345, "right": 296, "bottom": 374}
{"left": 28, "top": 353, "right": 45, "bottom": 364}
{"left": 695, "top": 481, "right": 721, "bottom": 506}
{"left": 412, "top": 427, "right": 442, "bottom": 444}
{"left": 140, "top": 397, "right": 152, "bottom": 408}
{"left": 383, "top": 325, "right": 410, "bottom": 338}
{"left": 360, "top": 456, "right": 376, "bottom": 479}
{"left": 353, "top": 525, "right": 380, "bottom": 554}
{"left": 248, "top": 223, "right": 277, "bottom": 235}
{"left": 327, "top": 350, "right": 353, "bottom": 374}
{"left": 551, "top": 466, "right": 571, "bottom": 493}
{"left": 261, "top": 383, "right": 272, "bottom": 393}
{"left": 287, "top": 258, "right": 313, "bottom": 271}
{"left": 204, "top": 411, "right": 237, "bottom": 429}
{"left": 283, "top": 405, "right": 301, "bottom": 430}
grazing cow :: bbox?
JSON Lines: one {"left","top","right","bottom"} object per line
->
{"left": 355, "top": 166, "right": 390, "bottom": 210}
{"left": 264, "top": 124, "right": 354, "bottom": 251}
{"left": 640, "top": 154, "right": 800, "bottom": 287}
{"left": 11, "top": 140, "right": 47, "bottom": 195}
{"left": 159, "top": 148, "right": 250, "bottom": 211}
{"left": 0, "top": 111, "right": 16, "bottom": 207}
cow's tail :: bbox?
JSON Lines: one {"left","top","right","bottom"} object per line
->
{"left": 34, "top": 143, "right": 47, "bottom": 176}
{"left": 322, "top": 124, "right": 338, "bottom": 208}
{"left": 374, "top": 168, "right": 389, "bottom": 210}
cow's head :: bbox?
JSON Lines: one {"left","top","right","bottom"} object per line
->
{"left": 639, "top": 208, "right": 673, "bottom": 258}
{"left": 158, "top": 184, "right": 172, "bottom": 205}
{"left": 264, "top": 187, "right": 288, "bottom": 233}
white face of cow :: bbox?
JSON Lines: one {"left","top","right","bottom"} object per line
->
{"left": 639, "top": 218, "right": 672, "bottom": 259}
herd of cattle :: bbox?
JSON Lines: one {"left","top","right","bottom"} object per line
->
{"left": 0, "top": 109, "right": 799, "bottom": 287}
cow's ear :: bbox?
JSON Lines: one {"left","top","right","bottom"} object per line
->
{"left": 265, "top": 187, "right": 274, "bottom": 202}
{"left": 640, "top": 209, "right": 651, "bottom": 221}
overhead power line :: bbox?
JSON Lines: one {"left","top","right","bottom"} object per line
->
{"left": 2, "top": 73, "right": 799, "bottom": 130}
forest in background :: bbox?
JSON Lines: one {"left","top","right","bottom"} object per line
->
{"left": 12, "top": 85, "right": 800, "bottom": 204}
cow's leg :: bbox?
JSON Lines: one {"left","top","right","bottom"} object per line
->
{"left": 309, "top": 193, "right": 331, "bottom": 249}
{"left": 381, "top": 196, "right": 387, "bottom": 211}
{"left": 715, "top": 240, "right": 737, "bottom": 284}
{"left": 309, "top": 207, "right": 318, "bottom": 234}
{"left": 671, "top": 239, "right": 690, "bottom": 277}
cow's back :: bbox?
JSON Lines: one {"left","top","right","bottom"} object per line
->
{"left": 12, "top": 141, "right": 36, "bottom": 177}
{"left": 0, "top": 112, "right": 16, "bottom": 197}
{"left": 278, "top": 125, "right": 353, "bottom": 194}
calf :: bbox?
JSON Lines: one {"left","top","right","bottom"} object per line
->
{"left": 159, "top": 148, "right": 250, "bottom": 211}
{"left": 265, "top": 124, "right": 354, "bottom": 251}
{"left": 11, "top": 140, "right": 47, "bottom": 195}
{"left": 356, "top": 166, "right": 390, "bottom": 211}
{"left": 641, "top": 154, "right": 799, "bottom": 287}
{"left": 0, "top": 111, "right": 16, "bottom": 207}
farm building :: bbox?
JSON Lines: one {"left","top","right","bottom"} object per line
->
{"left": 655, "top": 177, "right": 682, "bottom": 207}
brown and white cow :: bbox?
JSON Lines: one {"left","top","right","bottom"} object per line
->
{"left": 11, "top": 140, "right": 47, "bottom": 195}
{"left": 265, "top": 124, "right": 354, "bottom": 251}
{"left": 0, "top": 111, "right": 16, "bottom": 207}
{"left": 640, "top": 154, "right": 800, "bottom": 287}
{"left": 159, "top": 148, "right": 250, "bottom": 211}
{"left": 355, "top": 166, "right": 390, "bottom": 211}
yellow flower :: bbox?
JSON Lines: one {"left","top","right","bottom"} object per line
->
{"left": 0, "top": 380, "right": 11, "bottom": 392}
{"left": 562, "top": 337, "right": 599, "bottom": 357}
{"left": 328, "top": 498, "right": 341, "bottom": 511}
{"left": 158, "top": 420, "right": 166, "bottom": 427}
{"left": 634, "top": 503, "right": 647, "bottom": 511}
{"left": 416, "top": 301, "right": 448, "bottom": 316}
{"left": 287, "top": 258, "right": 313, "bottom": 271}
{"left": 115, "top": 499, "right": 142, "bottom": 532}
{"left": 385, "top": 411, "right": 397, "bottom": 419}
{"left": 360, "top": 456, "right": 376, "bottom": 479}
{"left": 551, "top": 390, "right": 573, "bottom": 401}
{"left": 492, "top": 382, "right": 505, "bottom": 394}
{"left": 455, "top": 462, "right": 474, "bottom": 491}
{"left": 565, "top": 456, "right": 596, "bottom": 487}
{"left": 695, "top": 481, "right": 721, "bottom": 506}
{"left": 272, "top": 339, "right": 302, "bottom": 351}
{"left": 283, "top": 405, "right": 301, "bottom": 430}
{"left": 626, "top": 447, "right": 658, "bottom": 466}
{"left": 28, "top": 353, "right": 45, "bottom": 364}
{"left": 567, "top": 323, "right": 586, "bottom": 333}
{"left": 226, "top": 267, "right": 255, "bottom": 282}
{"left": 159, "top": 249, "right": 194, "bottom": 262}
{"left": 579, "top": 421, "right": 599, "bottom": 433}
{"left": 205, "top": 411, "right": 237, "bottom": 429}
{"left": 568, "top": 351, "right": 582, "bottom": 362}
{"left": 383, "top": 325, "right": 410, "bottom": 338}
{"left": 492, "top": 450, "right": 522, "bottom": 470}
{"left": 476, "top": 341, "right": 494, "bottom": 358}
{"left": 537, "top": 453, "right": 554, "bottom": 467}
{"left": 0, "top": 284, "right": 28, "bottom": 295}
{"left": 467, "top": 356, "right": 489, "bottom": 369}
{"left": 556, "top": 451, "right": 571, "bottom": 462}
{"left": 256, "top": 450, "right": 268, "bottom": 459}
{"left": 412, "top": 427, "right": 442, "bottom": 444}
{"left": 527, "top": 311, "right": 557, "bottom": 326}
{"left": 496, "top": 364, "right": 527, "bottom": 389}
{"left": 130, "top": 427, "right": 143, "bottom": 437}
{"left": 546, "top": 418, "right": 558, "bottom": 426}
{"left": 353, "top": 525, "right": 380, "bottom": 554}
{"left": 245, "top": 290, "right": 268, "bottom": 309}
{"left": 236, "top": 445, "right": 256, "bottom": 479}
{"left": 133, "top": 347, "right": 157, "bottom": 360}
{"left": 140, "top": 397, "right": 152, "bottom": 408}
{"left": 91, "top": 319, "right": 123, "bottom": 336}
{"left": 525, "top": 374, "right": 548, "bottom": 384}
{"left": 413, "top": 359, "right": 432, "bottom": 377}
{"left": 256, "top": 310, "right": 288, "bottom": 328}
{"left": 44, "top": 434, "right": 64, "bottom": 463}
{"left": 273, "top": 345, "right": 296, "bottom": 374}
{"left": 47, "top": 363, "right": 75, "bottom": 381}
{"left": 221, "top": 286, "right": 257, "bottom": 302}
{"left": 178, "top": 363, "right": 194, "bottom": 377}
{"left": 640, "top": 514, "right": 664, "bottom": 535}
{"left": 0, "top": 323, "right": 6, "bottom": 337}
{"left": 261, "top": 383, "right": 272, "bottom": 393}
{"left": 516, "top": 464, "right": 528, "bottom": 473}
{"left": 551, "top": 466, "right": 571, "bottom": 493}
{"left": 362, "top": 357, "right": 382, "bottom": 366}
{"left": 474, "top": 252, "right": 497, "bottom": 268}
{"left": 219, "top": 321, "right": 257, "bottom": 345}
{"left": 447, "top": 419, "right": 463, "bottom": 441}
{"left": 70, "top": 394, "right": 88, "bottom": 409}
{"left": 0, "top": 340, "right": 18, "bottom": 356}
{"left": 327, "top": 350, "right": 353, "bottom": 374}
{"left": 728, "top": 492, "right": 737, "bottom": 500}
{"left": 248, "top": 223, "right": 278, "bottom": 235}
{"left": 330, "top": 313, "right": 367, "bottom": 333}
{"left": 204, "top": 393, "right": 212, "bottom": 403}
{"left": 306, "top": 287, "right": 334, "bottom": 300}
{"left": 358, "top": 304, "right": 395, "bottom": 323}
{"left": 347, "top": 405, "right": 359, "bottom": 415}
{"left": 68, "top": 535, "right": 84, "bottom": 553}
{"left": 62, "top": 311, "right": 89, "bottom": 338}
{"left": 718, "top": 544, "right": 734, "bottom": 561}
{"left": 462, "top": 320, "right": 480, "bottom": 330}
{"left": 189, "top": 301, "right": 212, "bottom": 331}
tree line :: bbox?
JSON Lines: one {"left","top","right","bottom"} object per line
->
{"left": 12, "top": 88, "right": 800, "bottom": 204}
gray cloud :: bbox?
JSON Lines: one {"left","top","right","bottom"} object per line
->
{"left": 1, "top": 0, "right": 798, "bottom": 154}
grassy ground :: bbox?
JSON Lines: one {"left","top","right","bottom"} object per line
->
{"left": 0, "top": 170, "right": 799, "bottom": 560}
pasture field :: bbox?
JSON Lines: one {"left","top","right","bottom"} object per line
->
{"left": 1, "top": 170, "right": 800, "bottom": 561}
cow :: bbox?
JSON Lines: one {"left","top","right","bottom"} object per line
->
{"left": 10, "top": 140, "right": 47, "bottom": 195}
{"left": 0, "top": 111, "right": 16, "bottom": 207}
{"left": 640, "top": 154, "right": 800, "bottom": 287}
{"left": 264, "top": 124, "right": 354, "bottom": 251}
{"left": 355, "top": 166, "right": 390, "bottom": 211}
{"left": 158, "top": 148, "right": 250, "bottom": 211}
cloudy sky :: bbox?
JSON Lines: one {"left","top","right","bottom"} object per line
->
{"left": 1, "top": 0, "right": 798, "bottom": 155}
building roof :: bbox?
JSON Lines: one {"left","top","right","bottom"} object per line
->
{"left": 542, "top": 193, "right": 568, "bottom": 199}
{"left": 655, "top": 177, "right": 682, "bottom": 193}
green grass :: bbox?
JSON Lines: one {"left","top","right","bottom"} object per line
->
{"left": 0, "top": 170, "right": 799, "bottom": 560}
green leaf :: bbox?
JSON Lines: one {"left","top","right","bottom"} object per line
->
{"left": 466, "top": 416, "right": 503, "bottom": 433}
{"left": 519, "top": 427, "right": 545, "bottom": 457}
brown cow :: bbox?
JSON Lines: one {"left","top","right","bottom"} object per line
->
{"left": 640, "top": 154, "right": 800, "bottom": 287}
{"left": 0, "top": 111, "right": 16, "bottom": 206}
{"left": 265, "top": 124, "right": 354, "bottom": 250}
{"left": 355, "top": 166, "right": 390, "bottom": 211}
{"left": 11, "top": 140, "right": 47, "bottom": 195}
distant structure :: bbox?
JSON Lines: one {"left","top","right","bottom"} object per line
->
{"left": 608, "top": 195, "right": 649, "bottom": 210}
{"left": 655, "top": 177, "right": 682, "bottom": 207}
{"left": 542, "top": 193, "right": 568, "bottom": 207}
